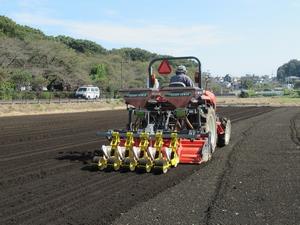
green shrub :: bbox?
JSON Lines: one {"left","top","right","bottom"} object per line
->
{"left": 239, "top": 90, "right": 249, "bottom": 98}
{"left": 248, "top": 89, "right": 257, "bottom": 97}
{"left": 282, "top": 89, "right": 300, "bottom": 98}
{"left": 9, "top": 91, "right": 37, "bottom": 100}
{"left": 283, "top": 88, "right": 295, "bottom": 96}
{"left": 39, "top": 91, "right": 53, "bottom": 99}
{"left": 239, "top": 89, "right": 258, "bottom": 98}
{"left": 11, "top": 91, "right": 23, "bottom": 100}
{"left": 0, "top": 90, "right": 12, "bottom": 100}
{"left": 22, "top": 91, "right": 36, "bottom": 99}
{"left": 0, "top": 81, "right": 14, "bottom": 100}
{"left": 52, "top": 91, "right": 74, "bottom": 98}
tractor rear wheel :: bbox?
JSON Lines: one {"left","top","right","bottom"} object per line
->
{"left": 205, "top": 107, "right": 217, "bottom": 153}
{"left": 201, "top": 107, "right": 217, "bottom": 163}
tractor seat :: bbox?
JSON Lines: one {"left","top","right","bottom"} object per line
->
{"left": 169, "top": 82, "right": 186, "bottom": 87}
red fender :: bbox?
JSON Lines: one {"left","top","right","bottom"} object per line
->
{"left": 201, "top": 90, "right": 216, "bottom": 109}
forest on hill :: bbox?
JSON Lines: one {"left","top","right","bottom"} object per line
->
{"left": 0, "top": 16, "right": 177, "bottom": 98}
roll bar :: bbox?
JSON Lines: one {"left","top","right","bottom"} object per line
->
{"left": 148, "top": 56, "right": 202, "bottom": 88}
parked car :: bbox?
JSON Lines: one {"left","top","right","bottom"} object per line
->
{"left": 75, "top": 86, "right": 100, "bottom": 99}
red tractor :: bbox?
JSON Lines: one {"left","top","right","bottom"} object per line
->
{"left": 93, "top": 56, "right": 231, "bottom": 174}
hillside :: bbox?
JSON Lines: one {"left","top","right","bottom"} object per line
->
{"left": 0, "top": 16, "right": 166, "bottom": 93}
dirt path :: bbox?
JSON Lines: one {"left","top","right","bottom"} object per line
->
{"left": 1, "top": 107, "right": 298, "bottom": 225}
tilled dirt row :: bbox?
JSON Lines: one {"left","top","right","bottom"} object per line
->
{"left": 0, "top": 107, "right": 274, "bottom": 225}
{"left": 112, "top": 107, "right": 300, "bottom": 225}
{"left": 206, "top": 107, "right": 300, "bottom": 225}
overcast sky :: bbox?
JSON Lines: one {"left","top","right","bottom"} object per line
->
{"left": 1, "top": 0, "right": 299, "bottom": 76}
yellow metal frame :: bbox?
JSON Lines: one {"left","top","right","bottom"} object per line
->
{"left": 169, "top": 132, "right": 180, "bottom": 167}
{"left": 153, "top": 131, "right": 164, "bottom": 160}
{"left": 103, "top": 131, "right": 122, "bottom": 171}
{"left": 139, "top": 132, "right": 150, "bottom": 156}
{"left": 96, "top": 131, "right": 180, "bottom": 173}
{"left": 136, "top": 132, "right": 153, "bottom": 172}
{"left": 124, "top": 132, "right": 135, "bottom": 158}
{"left": 121, "top": 131, "right": 137, "bottom": 171}
{"left": 110, "top": 131, "right": 121, "bottom": 156}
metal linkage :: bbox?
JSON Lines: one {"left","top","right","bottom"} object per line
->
{"left": 106, "top": 132, "right": 123, "bottom": 171}
{"left": 136, "top": 132, "right": 152, "bottom": 173}
{"left": 120, "top": 132, "right": 137, "bottom": 171}
{"left": 152, "top": 131, "right": 170, "bottom": 174}
{"left": 151, "top": 131, "right": 181, "bottom": 174}
{"left": 94, "top": 130, "right": 199, "bottom": 174}
{"left": 93, "top": 131, "right": 122, "bottom": 171}
{"left": 167, "top": 132, "right": 180, "bottom": 168}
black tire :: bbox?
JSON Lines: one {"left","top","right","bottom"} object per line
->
{"left": 153, "top": 159, "right": 169, "bottom": 174}
{"left": 121, "top": 158, "right": 136, "bottom": 172}
{"left": 92, "top": 156, "right": 101, "bottom": 163}
{"left": 137, "top": 158, "right": 152, "bottom": 173}
{"left": 107, "top": 157, "right": 120, "bottom": 171}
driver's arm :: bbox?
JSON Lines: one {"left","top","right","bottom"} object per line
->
{"left": 185, "top": 76, "right": 194, "bottom": 87}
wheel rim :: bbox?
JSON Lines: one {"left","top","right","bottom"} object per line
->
{"left": 162, "top": 167, "right": 168, "bottom": 174}
{"left": 207, "top": 113, "right": 217, "bottom": 151}
{"left": 98, "top": 158, "right": 107, "bottom": 170}
{"left": 129, "top": 162, "right": 135, "bottom": 171}
{"left": 113, "top": 162, "right": 119, "bottom": 171}
{"left": 145, "top": 163, "right": 152, "bottom": 173}
{"left": 173, "top": 161, "right": 178, "bottom": 167}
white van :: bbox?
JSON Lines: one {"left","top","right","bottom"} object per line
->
{"left": 75, "top": 86, "right": 100, "bottom": 99}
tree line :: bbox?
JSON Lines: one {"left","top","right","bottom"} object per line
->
{"left": 277, "top": 59, "right": 300, "bottom": 82}
{"left": 0, "top": 16, "right": 170, "bottom": 99}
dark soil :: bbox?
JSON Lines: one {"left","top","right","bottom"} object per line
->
{"left": 2, "top": 106, "right": 297, "bottom": 225}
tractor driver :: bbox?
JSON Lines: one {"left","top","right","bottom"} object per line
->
{"left": 170, "top": 65, "right": 194, "bottom": 87}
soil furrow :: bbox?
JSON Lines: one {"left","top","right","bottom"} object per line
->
{"left": 0, "top": 107, "right": 277, "bottom": 225}
{"left": 1, "top": 173, "right": 128, "bottom": 224}
{"left": 0, "top": 139, "right": 99, "bottom": 162}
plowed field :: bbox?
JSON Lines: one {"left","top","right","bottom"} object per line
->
{"left": 1, "top": 106, "right": 299, "bottom": 225}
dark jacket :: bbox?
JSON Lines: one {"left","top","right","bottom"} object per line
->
{"left": 170, "top": 73, "right": 194, "bottom": 87}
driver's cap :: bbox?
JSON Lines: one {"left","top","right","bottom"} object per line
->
{"left": 176, "top": 65, "right": 187, "bottom": 73}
